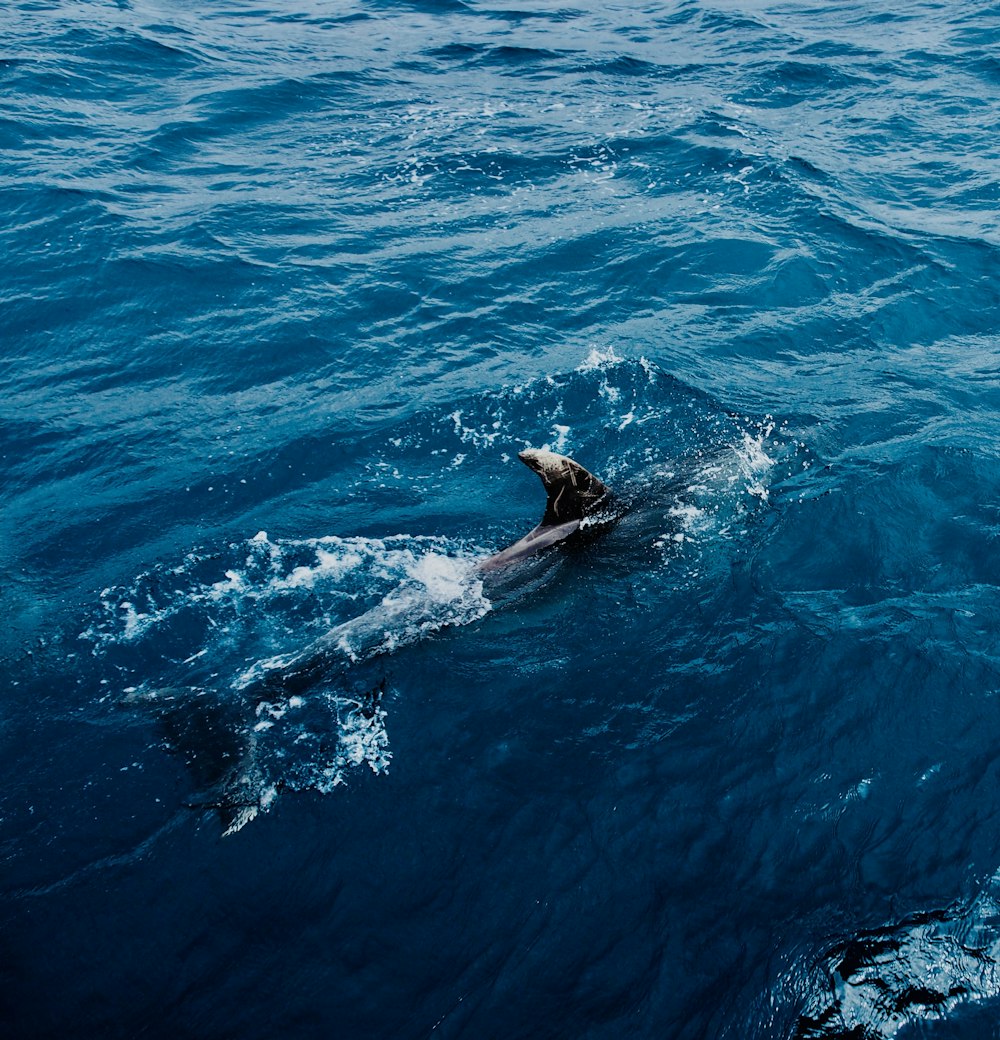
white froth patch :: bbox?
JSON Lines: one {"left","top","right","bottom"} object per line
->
{"left": 578, "top": 344, "right": 623, "bottom": 371}
{"left": 668, "top": 501, "right": 708, "bottom": 533}
{"left": 450, "top": 410, "right": 502, "bottom": 449}
{"left": 407, "top": 551, "right": 474, "bottom": 600}
{"left": 83, "top": 528, "right": 495, "bottom": 836}
{"left": 282, "top": 565, "right": 319, "bottom": 588}
{"left": 233, "top": 649, "right": 299, "bottom": 689}
{"left": 651, "top": 423, "right": 780, "bottom": 566}
{"left": 212, "top": 570, "right": 249, "bottom": 599}
{"left": 89, "top": 531, "right": 490, "bottom": 652}
{"left": 270, "top": 546, "right": 364, "bottom": 591}
{"left": 676, "top": 418, "right": 778, "bottom": 519}
{"left": 118, "top": 602, "right": 149, "bottom": 641}
{"left": 333, "top": 551, "right": 490, "bottom": 661}
{"left": 548, "top": 424, "right": 570, "bottom": 454}
{"left": 338, "top": 710, "right": 390, "bottom": 769}
{"left": 217, "top": 682, "right": 395, "bottom": 834}
{"left": 736, "top": 419, "right": 776, "bottom": 501}
{"left": 601, "top": 382, "right": 621, "bottom": 403}
{"left": 81, "top": 591, "right": 181, "bottom": 645}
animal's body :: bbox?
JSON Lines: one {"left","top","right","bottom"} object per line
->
{"left": 141, "top": 447, "right": 613, "bottom": 832}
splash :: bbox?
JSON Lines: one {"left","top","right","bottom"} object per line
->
{"left": 577, "top": 344, "right": 624, "bottom": 371}
{"left": 736, "top": 416, "right": 777, "bottom": 502}
{"left": 82, "top": 532, "right": 489, "bottom": 655}
{"left": 83, "top": 532, "right": 492, "bottom": 831}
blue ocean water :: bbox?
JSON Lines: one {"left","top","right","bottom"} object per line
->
{"left": 4, "top": 0, "right": 1000, "bottom": 1036}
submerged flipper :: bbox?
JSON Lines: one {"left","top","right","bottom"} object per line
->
{"left": 481, "top": 449, "right": 611, "bottom": 570}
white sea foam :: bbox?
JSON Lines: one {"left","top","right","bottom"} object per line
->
{"left": 578, "top": 344, "right": 623, "bottom": 371}
{"left": 330, "top": 551, "right": 489, "bottom": 662}
{"left": 85, "top": 530, "right": 491, "bottom": 830}
{"left": 548, "top": 424, "right": 571, "bottom": 453}
{"left": 668, "top": 501, "right": 709, "bottom": 533}
{"left": 647, "top": 414, "right": 789, "bottom": 573}
{"left": 450, "top": 409, "right": 504, "bottom": 449}
{"left": 83, "top": 532, "right": 488, "bottom": 651}
{"left": 209, "top": 569, "right": 246, "bottom": 599}
{"left": 268, "top": 547, "right": 364, "bottom": 591}
{"left": 734, "top": 417, "right": 776, "bottom": 501}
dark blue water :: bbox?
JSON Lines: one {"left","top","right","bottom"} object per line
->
{"left": 5, "top": 1, "right": 1000, "bottom": 1036}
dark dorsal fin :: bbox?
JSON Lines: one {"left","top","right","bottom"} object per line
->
{"left": 518, "top": 449, "right": 609, "bottom": 527}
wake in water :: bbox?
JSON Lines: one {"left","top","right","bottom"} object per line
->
{"left": 78, "top": 354, "right": 801, "bottom": 832}
{"left": 83, "top": 533, "right": 491, "bottom": 832}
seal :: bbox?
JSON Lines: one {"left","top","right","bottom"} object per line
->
{"left": 480, "top": 448, "right": 612, "bottom": 571}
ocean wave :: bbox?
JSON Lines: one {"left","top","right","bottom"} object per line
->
{"left": 58, "top": 354, "right": 797, "bottom": 832}
{"left": 788, "top": 880, "right": 1000, "bottom": 1038}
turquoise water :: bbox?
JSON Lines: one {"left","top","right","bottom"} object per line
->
{"left": 4, "top": 1, "right": 1000, "bottom": 1037}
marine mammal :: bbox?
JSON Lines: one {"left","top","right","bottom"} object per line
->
{"left": 480, "top": 448, "right": 612, "bottom": 571}
{"left": 240, "top": 449, "right": 610, "bottom": 684}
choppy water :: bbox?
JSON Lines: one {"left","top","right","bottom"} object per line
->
{"left": 4, "top": 1, "right": 1000, "bottom": 1037}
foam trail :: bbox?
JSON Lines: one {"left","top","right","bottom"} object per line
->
{"left": 325, "top": 557, "right": 489, "bottom": 661}
{"left": 237, "top": 550, "right": 490, "bottom": 688}
{"left": 85, "top": 532, "right": 492, "bottom": 834}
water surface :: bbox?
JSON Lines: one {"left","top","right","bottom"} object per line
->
{"left": 4, "top": 1, "right": 1000, "bottom": 1037}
